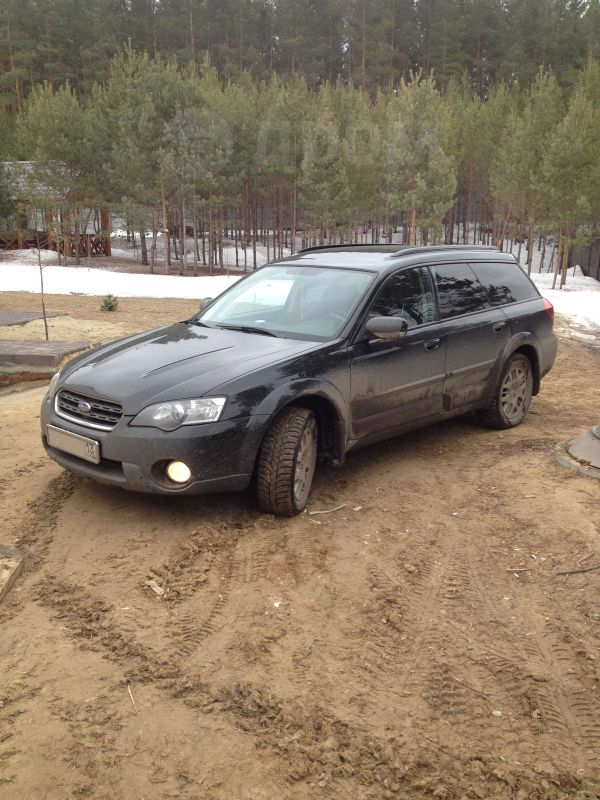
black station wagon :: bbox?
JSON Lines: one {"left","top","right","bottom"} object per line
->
{"left": 41, "top": 245, "right": 557, "bottom": 515}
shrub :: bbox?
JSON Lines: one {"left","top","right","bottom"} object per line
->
{"left": 100, "top": 293, "right": 119, "bottom": 312}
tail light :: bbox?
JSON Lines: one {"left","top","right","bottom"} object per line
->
{"left": 543, "top": 298, "right": 554, "bottom": 322}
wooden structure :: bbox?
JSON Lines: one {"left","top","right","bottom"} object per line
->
{"left": 570, "top": 239, "right": 600, "bottom": 281}
{"left": 0, "top": 162, "right": 111, "bottom": 256}
{"left": 0, "top": 209, "right": 111, "bottom": 256}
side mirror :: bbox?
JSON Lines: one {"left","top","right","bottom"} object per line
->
{"left": 365, "top": 316, "right": 408, "bottom": 341}
{"left": 200, "top": 297, "right": 214, "bottom": 311}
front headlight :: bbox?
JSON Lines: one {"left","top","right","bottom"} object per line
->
{"left": 47, "top": 369, "right": 62, "bottom": 399}
{"left": 130, "top": 397, "right": 227, "bottom": 431}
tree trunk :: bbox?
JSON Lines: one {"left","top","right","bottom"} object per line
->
{"left": 6, "top": 18, "right": 23, "bottom": 110}
{"left": 410, "top": 206, "right": 417, "bottom": 246}
{"left": 161, "top": 185, "right": 169, "bottom": 273}
{"left": 218, "top": 208, "right": 224, "bottom": 269}
{"left": 252, "top": 194, "right": 258, "bottom": 270}
{"left": 517, "top": 224, "right": 523, "bottom": 263}
{"left": 35, "top": 231, "right": 49, "bottom": 340}
{"left": 187, "top": 0, "right": 195, "bottom": 64}
{"left": 139, "top": 228, "right": 148, "bottom": 266}
{"left": 234, "top": 207, "right": 239, "bottom": 267}
{"left": 552, "top": 228, "right": 562, "bottom": 289}
{"left": 52, "top": 208, "right": 62, "bottom": 266}
{"left": 180, "top": 200, "right": 186, "bottom": 276}
{"left": 73, "top": 206, "right": 81, "bottom": 265}
{"left": 192, "top": 194, "right": 198, "bottom": 277}
{"left": 526, "top": 223, "right": 534, "bottom": 275}
{"left": 150, "top": 209, "right": 158, "bottom": 274}
{"left": 171, "top": 217, "right": 178, "bottom": 261}
{"left": 208, "top": 193, "right": 213, "bottom": 274}
{"left": 560, "top": 225, "right": 572, "bottom": 288}
{"left": 266, "top": 204, "right": 270, "bottom": 261}
{"left": 540, "top": 233, "right": 547, "bottom": 271}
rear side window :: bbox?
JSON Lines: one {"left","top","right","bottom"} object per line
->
{"left": 470, "top": 261, "right": 540, "bottom": 305}
{"left": 433, "top": 263, "right": 488, "bottom": 319}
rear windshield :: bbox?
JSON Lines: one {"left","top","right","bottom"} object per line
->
{"left": 470, "top": 261, "right": 540, "bottom": 306}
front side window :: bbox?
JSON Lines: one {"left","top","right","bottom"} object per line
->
{"left": 197, "top": 265, "right": 375, "bottom": 340}
{"left": 433, "top": 263, "right": 489, "bottom": 319}
{"left": 369, "top": 267, "right": 436, "bottom": 328}
{"left": 470, "top": 262, "right": 540, "bottom": 306}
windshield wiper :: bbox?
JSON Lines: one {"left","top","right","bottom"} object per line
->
{"left": 214, "top": 324, "right": 278, "bottom": 337}
{"left": 184, "top": 319, "right": 213, "bottom": 328}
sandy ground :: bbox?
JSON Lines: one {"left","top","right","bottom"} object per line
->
{"left": 0, "top": 292, "right": 199, "bottom": 343}
{"left": 0, "top": 293, "right": 600, "bottom": 800}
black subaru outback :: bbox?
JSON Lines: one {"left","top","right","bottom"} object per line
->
{"left": 41, "top": 245, "right": 557, "bottom": 515}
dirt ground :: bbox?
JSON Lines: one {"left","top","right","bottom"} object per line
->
{"left": 0, "top": 292, "right": 199, "bottom": 343}
{"left": 1, "top": 293, "right": 600, "bottom": 800}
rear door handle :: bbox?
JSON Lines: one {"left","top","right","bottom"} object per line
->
{"left": 493, "top": 321, "right": 507, "bottom": 332}
{"left": 424, "top": 338, "right": 441, "bottom": 351}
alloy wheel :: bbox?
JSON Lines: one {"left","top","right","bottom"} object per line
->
{"left": 293, "top": 418, "right": 318, "bottom": 507}
{"left": 500, "top": 362, "right": 532, "bottom": 423}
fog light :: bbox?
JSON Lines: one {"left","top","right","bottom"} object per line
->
{"left": 166, "top": 461, "right": 191, "bottom": 484}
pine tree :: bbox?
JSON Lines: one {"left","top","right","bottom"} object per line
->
{"left": 94, "top": 47, "right": 183, "bottom": 266}
{"left": 542, "top": 61, "right": 600, "bottom": 285}
{"left": 16, "top": 81, "right": 97, "bottom": 263}
{"left": 387, "top": 73, "right": 456, "bottom": 243}
{"left": 491, "top": 73, "right": 562, "bottom": 268}
{"left": 300, "top": 96, "right": 350, "bottom": 244}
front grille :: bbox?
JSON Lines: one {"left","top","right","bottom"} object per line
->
{"left": 56, "top": 389, "right": 123, "bottom": 430}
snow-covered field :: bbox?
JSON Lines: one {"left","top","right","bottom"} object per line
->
{"left": 0, "top": 249, "right": 241, "bottom": 299}
{"left": 532, "top": 270, "right": 600, "bottom": 331}
{"left": 0, "top": 241, "right": 598, "bottom": 336}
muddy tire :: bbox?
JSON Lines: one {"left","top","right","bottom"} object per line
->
{"left": 256, "top": 407, "right": 318, "bottom": 516}
{"left": 481, "top": 353, "right": 534, "bottom": 429}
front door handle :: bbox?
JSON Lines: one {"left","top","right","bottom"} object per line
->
{"left": 493, "top": 321, "right": 507, "bottom": 332}
{"left": 424, "top": 338, "right": 441, "bottom": 351}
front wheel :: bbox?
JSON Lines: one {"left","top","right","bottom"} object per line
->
{"left": 256, "top": 407, "right": 318, "bottom": 516}
{"left": 481, "top": 353, "right": 534, "bottom": 429}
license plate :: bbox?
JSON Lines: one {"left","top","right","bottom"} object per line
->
{"left": 47, "top": 425, "right": 100, "bottom": 464}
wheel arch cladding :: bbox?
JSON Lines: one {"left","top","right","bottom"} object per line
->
{"left": 251, "top": 379, "right": 349, "bottom": 463}
{"left": 286, "top": 394, "right": 345, "bottom": 462}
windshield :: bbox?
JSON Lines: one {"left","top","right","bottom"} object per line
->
{"left": 196, "top": 265, "right": 375, "bottom": 340}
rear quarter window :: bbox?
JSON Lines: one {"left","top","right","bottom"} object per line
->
{"left": 470, "top": 261, "right": 540, "bottom": 305}
{"left": 432, "top": 263, "right": 489, "bottom": 319}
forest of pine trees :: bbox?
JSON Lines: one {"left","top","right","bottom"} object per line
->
{"left": 1, "top": 2, "right": 600, "bottom": 286}
{"left": 2, "top": 1, "right": 599, "bottom": 100}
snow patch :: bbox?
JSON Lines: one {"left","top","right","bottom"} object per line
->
{"left": 0, "top": 260, "right": 241, "bottom": 300}
{"left": 531, "top": 271, "right": 600, "bottom": 330}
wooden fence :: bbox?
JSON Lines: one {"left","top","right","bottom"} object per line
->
{"left": 570, "top": 240, "right": 600, "bottom": 281}
{"left": 0, "top": 230, "right": 110, "bottom": 256}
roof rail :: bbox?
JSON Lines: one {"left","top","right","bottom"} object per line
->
{"left": 297, "top": 243, "right": 499, "bottom": 256}
{"left": 388, "top": 244, "right": 498, "bottom": 258}
{"left": 298, "top": 243, "right": 401, "bottom": 254}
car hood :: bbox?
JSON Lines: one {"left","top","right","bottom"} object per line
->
{"left": 60, "top": 322, "right": 321, "bottom": 413}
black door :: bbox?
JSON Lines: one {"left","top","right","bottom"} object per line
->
{"left": 350, "top": 266, "right": 447, "bottom": 442}
{"left": 432, "top": 263, "right": 510, "bottom": 409}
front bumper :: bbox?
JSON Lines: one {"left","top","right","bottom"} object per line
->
{"left": 40, "top": 393, "right": 269, "bottom": 495}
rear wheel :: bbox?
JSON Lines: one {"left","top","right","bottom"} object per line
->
{"left": 256, "top": 407, "right": 318, "bottom": 516}
{"left": 481, "top": 353, "right": 533, "bottom": 429}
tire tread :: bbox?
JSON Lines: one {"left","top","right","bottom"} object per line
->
{"left": 256, "top": 407, "right": 316, "bottom": 516}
